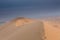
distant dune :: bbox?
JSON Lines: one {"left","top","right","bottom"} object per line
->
{"left": 0, "top": 17, "right": 36, "bottom": 30}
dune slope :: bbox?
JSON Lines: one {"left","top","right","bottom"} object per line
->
{"left": 0, "top": 17, "right": 45, "bottom": 40}
{"left": 43, "top": 20, "right": 60, "bottom": 40}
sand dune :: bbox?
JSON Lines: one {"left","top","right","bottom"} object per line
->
{"left": 0, "top": 17, "right": 45, "bottom": 40}
{"left": 0, "top": 17, "right": 35, "bottom": 30}
{"left": 0, "top": 17, "right": 60, "bottom": 40}
{"left": 0, "top": 22, "right": 44, "bottom": 40}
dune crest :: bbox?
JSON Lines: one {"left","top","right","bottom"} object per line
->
{"left": 10, "top": 17, "right": 35, "bottom": 27}
{"left": 15, "top": 17, "right": 34, "bottom": 26}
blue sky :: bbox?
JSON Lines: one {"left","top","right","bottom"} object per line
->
{"left": 0, "top": 0, "right": 60, "bottom": 22}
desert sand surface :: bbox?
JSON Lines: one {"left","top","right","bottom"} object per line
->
{"left": 0, "top": 17, "right": 60, "bottom": 40}
{"left": 0, "top": 17, "right": 45, "bottom": 40}
{"left": 43, "top": 20, "right": 60, "bottom": 40}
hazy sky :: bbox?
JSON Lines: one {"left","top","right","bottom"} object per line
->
{"left": 0, "top": 0, "right": 60, "bottom": 22}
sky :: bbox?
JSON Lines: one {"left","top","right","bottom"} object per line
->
{"left": 0, "top": 0, "right": 60, "bottom": 23}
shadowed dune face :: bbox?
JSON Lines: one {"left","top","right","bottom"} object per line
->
{"left": 6, "top": 22, "right": 44, "bottom": 40}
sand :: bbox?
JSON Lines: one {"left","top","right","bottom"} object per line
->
{"left": 43, "top": 20, "right": 60, "bottom": 40}
{"left": 0, "top": 17, "right": 60, "bottom": 40}
{"left": 0, "top": 21, "right": 44, "bottom": 40}
{"left": 0, "top": 17, "right": 45, "bottom": 40}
